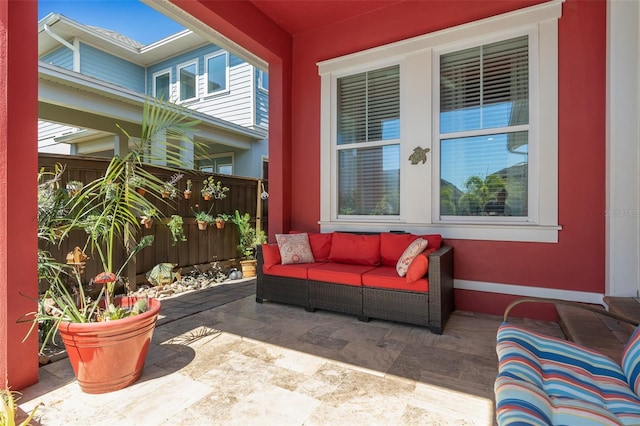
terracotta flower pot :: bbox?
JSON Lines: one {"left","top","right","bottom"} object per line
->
{"left": 197, "top": 220, "right": 208, "bottom": 231}
{"left": 143, "top": 219, "right": 153, "bottom": 229}
{"left": 57, "top": 297, "right": 161, "bottom": 394}
{"left": 184, "top": 191, "right": 191, "bottom": 199}
{"left": 215, "top": 220, "right": 225, "bottom": 229}
{"left": 240, "top": 259, "right": 257, "bottom": 278}
{"left": 135, "top": 188, "right": 146, "bottom": 196}
{"left": 203, "top": 194, "right": 211, "bottom": 201}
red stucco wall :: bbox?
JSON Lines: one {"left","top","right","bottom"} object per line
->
{"left": 288, "top": 0, "right": 607, "bottom": 314}
{"left": 0, "top": 0, "right": 40, "bottom": 389}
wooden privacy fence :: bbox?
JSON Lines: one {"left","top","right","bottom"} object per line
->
{"left": 38, "top": 153, "right": 268, "bottom": 286}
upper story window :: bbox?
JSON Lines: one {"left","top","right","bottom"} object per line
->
{"left": 258, "top": 69, "right": 269, "bottom": 92}
{"left": 153, "top": 69, "right": 171, "bottom": 101}
{"left": 178, "top": 60, "right": 198, "bottom": 102}
{"left": 337, "top": 65, "right": 400, "bottom": 216}
{"left": 318, "top": 2, "right": 561, "bottom": 242}
{"left": 438, "top": 36, "right": 529, "bottom": 220}
{"left": 205, "top": 52, "right": 228, "bottom": 95}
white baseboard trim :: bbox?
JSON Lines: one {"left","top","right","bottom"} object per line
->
{"left": 454, "top": 279, "right": 605, "bottom": 305}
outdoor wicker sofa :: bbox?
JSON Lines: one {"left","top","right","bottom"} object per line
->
{"left": 255, "top": 231, "right": 454, "bottom": 334}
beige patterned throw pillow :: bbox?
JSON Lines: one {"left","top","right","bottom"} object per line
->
{"left": 396, "top": 238, "right": 428, "bottom": 277}
{"left": 275, "top": 233, "right": 316, "bottom": 265}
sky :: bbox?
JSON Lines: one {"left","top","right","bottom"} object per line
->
{"left": 38, "top": 0, "right": 186, "bottom": 45}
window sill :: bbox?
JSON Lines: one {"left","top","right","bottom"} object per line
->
{"left": 318, "top": 220, "right": 562, "bottom": 243}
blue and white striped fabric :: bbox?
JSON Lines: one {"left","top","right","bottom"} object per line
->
{"left": 496, "top": 323, "right": 640, "bottom": 425}
{"left": 622, "top": 326, "right": 640, "bottom": 396}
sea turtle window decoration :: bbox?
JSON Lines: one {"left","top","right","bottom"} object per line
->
{"left": 409, "top": 146, "right": 430, "bottom": 165}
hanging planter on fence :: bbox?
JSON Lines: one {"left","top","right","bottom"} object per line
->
{"left": 197, "top": 220, "right": 208, "bottom": 231}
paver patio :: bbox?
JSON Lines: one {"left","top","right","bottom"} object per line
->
{"left": 16, "top": 278, "right": 564, "bottom": 425}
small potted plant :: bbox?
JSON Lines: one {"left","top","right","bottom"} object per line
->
{"left": 215, "top": 213, "right": 231, "bottom": 229}
{"left": 184, "top": 179, "right": 193, "bottom": 199}
{"left": 139, "top": 207, "right": 157, "bottom": 229}
{"left": 128, "top": 175, "right": 146, "bottom": 196}
{"left": 162, "top": 173, "right": 183, "bottom": 199}
{"left": 201, "top": 176, "right": 229, "bottom": 201}
{"left": 192, "top": 205, "right": 214, "bottom": 230}
{"left": 65, "top": 180, "right": 84, "bottom": 197}
{"left": 167, "top": 215, "right": 186, "bottom": 245}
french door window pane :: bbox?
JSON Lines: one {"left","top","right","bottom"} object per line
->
{"left": 440, "top": 132, "right": 528, "bottom": 216}
{"left": 155, "top": 73, "right": 170, "bottom": 100}
{"left": 337, "top": 65, "right": 399, "bottom": 145}
{"left": 440, "top": 36, "right": 528, "bottom": 133}
{"left": 180, "top": 64, "right": 197, "bottom": 101}
{"left": 338, "top": 145, "right": 400, "bottom": 216}
{"left": 207, "top": 54, "right": 227, "bottom": 94}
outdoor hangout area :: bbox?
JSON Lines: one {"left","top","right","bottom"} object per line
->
{"left": 2, "top": 0, "right": 639, "bottom": 425}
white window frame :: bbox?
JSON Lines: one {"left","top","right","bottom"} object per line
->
{"left": 318, "top": 1, "right": 562, "bottom": 243}
{"left": 204, "top": 51, "right": 229, "bottom": 96}
{"left": 152, "top": 68, "right": 172, "bottom": 101}
{"left": 177, "top": 59, "right": 199, "bottom": 102}
{"left": 258, "top": 69, "right": 268, "bottom": 92}
{"left": 432, "top": 29, "right": 537, "bottom": 225}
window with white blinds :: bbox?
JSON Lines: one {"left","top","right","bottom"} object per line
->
{"left": 439, "top": 35, "right": 529, "bottom": 218}
{"left": 336, "top": 65, "right": 400, "bottom": 216}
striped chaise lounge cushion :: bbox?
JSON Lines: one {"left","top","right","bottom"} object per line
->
{"left": 495, "top": 323, "right": 640, "bottom": 425}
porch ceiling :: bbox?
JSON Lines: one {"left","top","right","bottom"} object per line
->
{"left": 248, "top": 0, "right": 404, "bottom": 35}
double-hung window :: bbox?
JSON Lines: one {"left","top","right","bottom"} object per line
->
{"left": 153, "top": 69, "right": 171, "bottom": 101}
{"left": 178, "top": 60, "right": 198, "bottom": 102}
{"left": 319, "top": 2, "right": 560, "bottom": 242}
{"left": 437, "top": 36, "right": 529, "bottom": 220}
{"left": 336, "top": 65, "right": 400, "bottom": 217}
{"left": 205, "top": 52, "right": 228, "bottom": 95}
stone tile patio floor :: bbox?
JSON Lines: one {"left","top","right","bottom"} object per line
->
{"left": 17, "top": 278, "right": 564, "bottom": 425}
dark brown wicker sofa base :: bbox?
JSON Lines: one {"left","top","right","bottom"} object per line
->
{"left": 256, "top": 245, "right": 454, "bottom": 334}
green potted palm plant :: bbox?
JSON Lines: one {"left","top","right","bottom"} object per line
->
{"left": 230, "top": 210, "right": 266, "bottom": 277}
{"left": 25, "top": 97, "right": 200, "bottom": 394}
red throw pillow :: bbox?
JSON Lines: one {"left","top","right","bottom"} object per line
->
{"left": 406, "top": 247, "right": 437, "bottom": 283}
{"left": 261, "top": 243, "right": 281, "bottom": 268}
{"left": 328, "top": 232, "right": 381, "bottom": 266}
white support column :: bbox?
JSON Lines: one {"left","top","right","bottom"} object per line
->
{"left": 606, "top": 0, "right": 640, "bottom": 297}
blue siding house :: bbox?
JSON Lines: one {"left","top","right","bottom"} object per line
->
{"left": 37, "top": 13, "right": 269, "bottom": 179}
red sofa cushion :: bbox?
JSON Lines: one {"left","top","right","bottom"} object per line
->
{"left": 380, "top": 233, "right": 417, "bottom": 266}
{"left": 261, "top": 243, "right": 281, "bottom": 268}
{"left": 406, "top": 247, "right": 437, "bottom": 283}
{"left": 417, "top": 234, "right": 443, "bottom": 251}
{"left": 262, "top": 263, "right": 315, "bottom": 279}
{"left": 307, "top": 263, "right": 376, "bottom": 286}
{"left": 289, "top": 231, "right": 333, "bottom": 262}
{"left": 329, "top": 232, "right": 381, "bottom": 266}
{"left": 363, "top": 266, "right": 429, "bottom": 292}
{"left": 380, "top": 233, "right": 443, "bottom": 266}
{"left": 309, "top": 232, "right": 333, "bottom": 262}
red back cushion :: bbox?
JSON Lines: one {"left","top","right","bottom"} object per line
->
{"left": 380, "top": 233, "right": 418, "bottom": 266}
{"left": 308, "top": 232, "right": 333, "bottom": 261}
{"left": 329, "top": 233, "right": 381, "bottom": 266}
{"left": 289, "top": 231, "right": 333, "bottom": 262}
{"left": 418, "top": 234, "right": 443, "bottom": 250}
{"left": 261, "top": 243, "right": 281, "bottom": 268}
